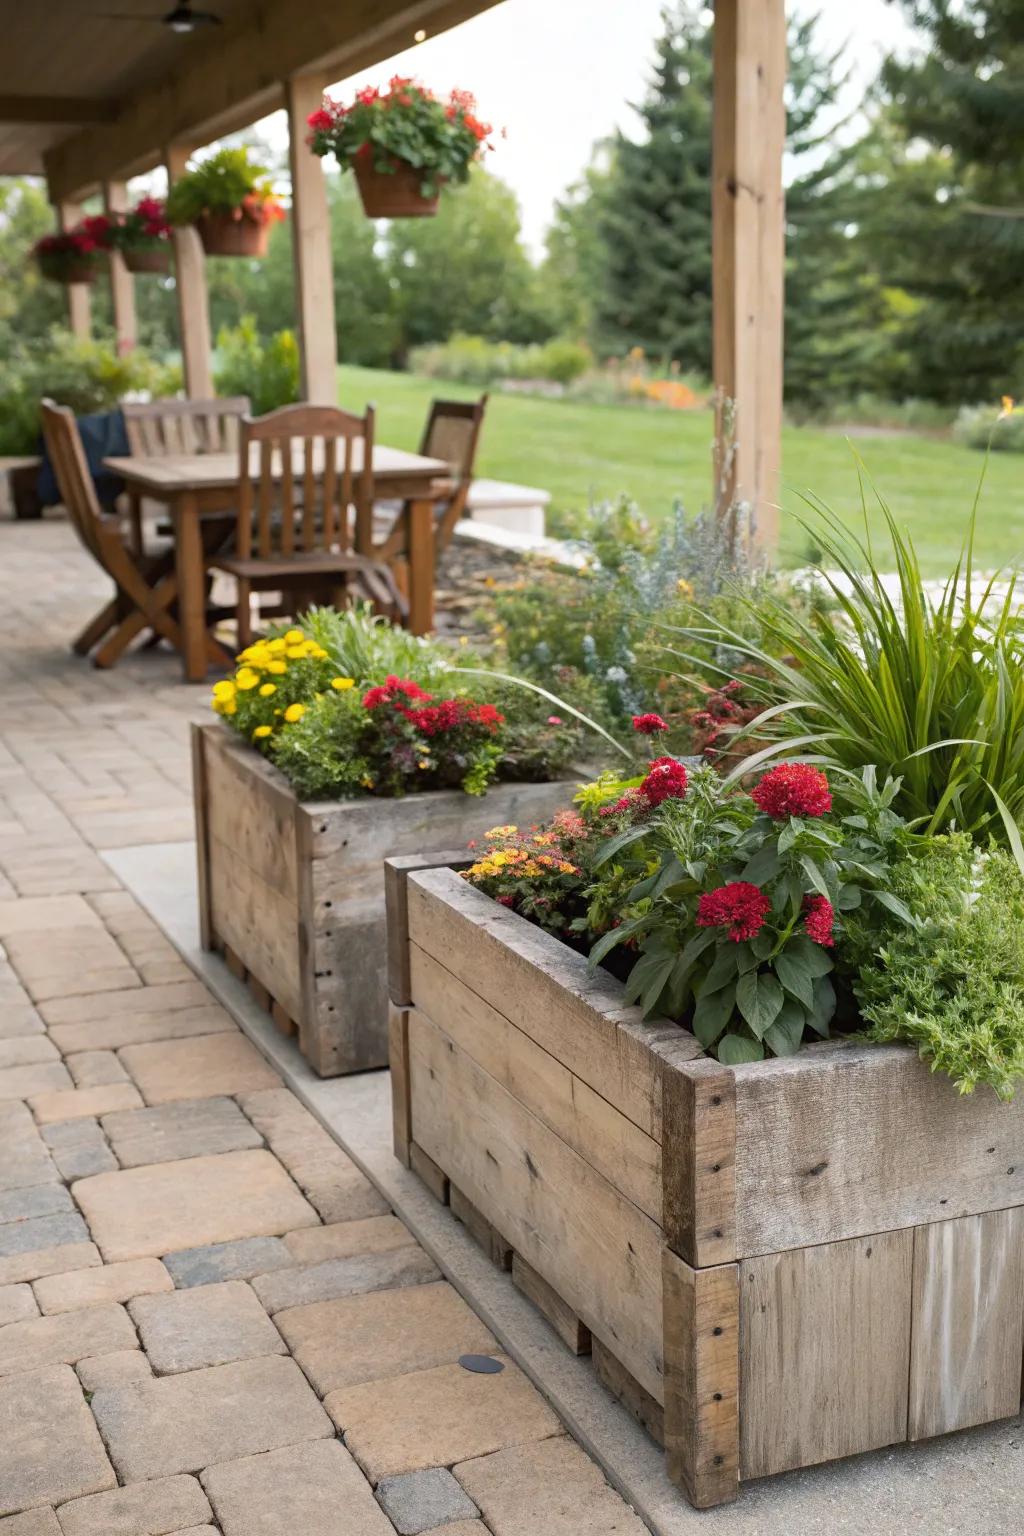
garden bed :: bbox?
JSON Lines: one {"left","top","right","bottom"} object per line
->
{"left": 192, "top": 722, "right": 574, "bottom": 1076}
{"left": 387, "top": 859, "right": 1024, "bottom": 1508}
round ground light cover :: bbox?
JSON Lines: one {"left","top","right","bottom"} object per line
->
{"left": 458, "top": 1354, "right": 505, "bottom": 1374}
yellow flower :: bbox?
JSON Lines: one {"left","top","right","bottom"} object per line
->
{"left": 486, "top": 825, "right": 517, "bottom": 839}
{"left": 212, "top": 680, "right": 236, "bottom": 702}
{"left": 330, "top": 677, "right": 355, "bottom": 691}
{"left": 223, "top": 700, "right": 237, "bottom": 716}
{"left": 677, "top": 578, "right": 694, "bottom": 599}
{"left": 286, "top": 645, "right": 306, "bottom": 660}
{"left": 1002, "top": 395, "right": 1015, "bottom": 415}
{"left": 235, "top": 669, "right": 259, "bottom": 691}
{"left": 283, "top": 703, "right": 305, "bottom": 724}
{"left": 417, "top": 759, "right": 430, "bottom": 770}
{"left": 267, "top": 637, "right": 286, "bottom": 654}
{"left": 267, "top": 660, "right": 287, "bottom": 675}
{"left": 360, "top": 774, "right": 374, "bottom": 789}
{"left": 259, "top": 683, "right": 276, "bottom": 697}
{"left": 253, "top": 725, "right": 272, "bottom": 739}
{"left": 284, "top": 628, "right": 304, "bottom": 644}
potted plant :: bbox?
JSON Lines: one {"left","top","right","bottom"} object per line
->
{"left": 33, "top": 218, "right": 110, "bottom": 284}
{"left": 106, "top": 196, "right": 173, "bottom": 274}
{"left": 166, "top": 147, "right": 286, "bottom": 257}
{"left": 307, "top": 77, "right": 493, "bottom": 217}
{"left": 192, "top": 607, "right": 591, "bottom": 1077}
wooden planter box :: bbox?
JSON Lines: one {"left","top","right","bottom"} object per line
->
{"left": 387, "top": 861, "right": 1024, "bottom": 1509}
{"left": 192, "top": 722, "right": 574, "bottom": 1077}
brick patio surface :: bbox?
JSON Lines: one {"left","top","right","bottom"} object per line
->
{"left": 0, "top": 520, "right": 649, "bottom": 1535}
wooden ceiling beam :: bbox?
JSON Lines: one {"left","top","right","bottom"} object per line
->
{"left": 43, "top": 0, "right": 499, "bottom": 202}
{"left": 0, "top": 95, "right": 119, "bottom": 125}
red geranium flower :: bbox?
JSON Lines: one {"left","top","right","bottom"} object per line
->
{"left": 632, "top": 713, "right": 668, "bottom": 735}
{"left": 640, "top": 756, "right": 688, "bottom": 806}
{"left": 751, "top": 763, "right": 832, "bottom": 820}
{"left": 696, "top": 882, "right": 771, "bottom": 943}
{"left": 802, "top": 894, "right": 835, "bottom": 947}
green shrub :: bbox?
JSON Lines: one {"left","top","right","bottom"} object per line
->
{"left": 953, "top": 402, "right": 1024, "bottom": 453}
{"left": 409, "top": 332, "right": 591, "bottom": 387}
{"left": 213, "top": 317, "right": 299, "bottom": 415}
{"left": 0, "top": 331, "right": 181, "bottom": 455}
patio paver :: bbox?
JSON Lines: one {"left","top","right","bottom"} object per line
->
{"left": 54, "top": 1475, "right": 212, "bottom": 1536}
{"left": 0, "top": 1365, "right": 115, "bottom": 1515}
{"left": 201, "top": 1439, "right": 395, "bottom": 1535}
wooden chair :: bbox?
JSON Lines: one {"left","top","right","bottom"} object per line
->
{"left": 375, "top": 394, "right": 488, "bottom": 561}
{"left": 121, "top": 397, "right": 250, "bottom": 554}
{"left": 209, "top": 403, "right": 409, "bottom": 648}
{"left": 41, "top": 400, "right": 224, "bottom": 670}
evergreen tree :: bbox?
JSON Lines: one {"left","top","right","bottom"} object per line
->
{"left": 594, "top": 3, "right": 713, "bottom": 371}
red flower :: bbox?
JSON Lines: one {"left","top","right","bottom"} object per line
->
{"left": 640, "top": 756, "right": 688, "bottom": 806}
{"left": 467, "top": 702, "right": 504, "bottom": 731}
{"left": 632, "top": 713, "right": 668, "bottom": 735}
{"left": 751, "top": 763, "right": 832, "bottom": 820}
{"left": 802, "top": 895, "right": 835, "bottom": 947}
{"left": 362, "top": 676, "right": 433, "bottom": 710}
{"left": 306, "top": 108, "right": 334, "bottom": 133}
{"left": 356, "top": 85, "right": 380, "bottom": 106}
{"left": 547, "top": 715, "right": 563, "bottom": 725}
{"left": 696, "top": 882, "right": 771, "bottom": 943}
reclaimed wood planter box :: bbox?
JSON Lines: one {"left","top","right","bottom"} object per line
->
{"left": 387, "top": 860, "right": 1024, "bottom": 1508}
{"left": 192, "top": 722, "right": 574, "bottom": 1077}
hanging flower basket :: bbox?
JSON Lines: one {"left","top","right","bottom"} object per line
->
{"left": 352, "top": 155, "right": 440, "bottom": 218}
{"left": 166, "top": 147, "right": 286, "bottom": 259}
{"left": 308, "top": 78, "right": 494, "bottom": 220}
{"left": 108, "top": 197, "right": 173, "bottom": 275}
{"left": 123, "top": 246, "right": 172, "bottom": 275}
{"left": 33, "top": 227, "right": 107, "bottom": 286}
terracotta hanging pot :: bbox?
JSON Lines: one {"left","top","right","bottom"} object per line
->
{"left": 123, "top": 245, "right": 171, "bottom": 275}
{"left": 38, "top": 256, "right": 97, "bottom": 285}
{"left": 353, "top": 157, "right": 440, "bottom": 219}
{"left": 195, "top": 211, "right": 270, "bottom": 258}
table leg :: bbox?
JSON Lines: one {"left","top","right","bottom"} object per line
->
{"left": 173, "top": 492, "right": 209, "bottom": 682}
{"left": 406, "top": 498, "right": 435, "bottom": 635}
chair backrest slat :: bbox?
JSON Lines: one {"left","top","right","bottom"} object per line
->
{"left": 415, "top": 394, "right": 488, "bottom": 553}
{"left": 122, "top": 397, "right": 251, "bottom": 458}
{"left": 236, "top": 403, "right": 376, "bottom": 562}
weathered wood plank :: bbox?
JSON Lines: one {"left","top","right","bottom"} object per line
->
{"left": 407, "top": 868, "right": 700, "bottom": 1141}
{"left": 408, "top": 1007, "right": 665, "bottom": 1402}
{"left": 410, "top": 1139, "right": 449, "bottom": 1205}
{"left": 409, "top": 941, "right": 661, "bottom": 1221}
{"left": 191, "top": 723, "right": 212, "bottom": 951}
{"left": 732, "top": 1042, "right": 1024, "bottom": 1255}
{"left": 662, "top": 1248, "right": 739, "bottom": 1508}
{"left": 662, "top": 1057, "right": 736, "bottom": 1267}
{"left": 385, "top": 851, "right": 475, "bottom": 1006}
{"left": 207, "top": 835, "right": 303, "bottom": 1024}
{"left": 738, "top": 1230, "right": 913, "bottom": 1480}
{"left": 450, "top": 1183, "right": 512, "bottom": 1270}
{"left": 512, "top": 1253, "right": 591, "bottom": 1355}
{"left": 593, "top": 1337, "right": 665, "bottom": 1447}
{"left": 908, "top": 1208, "right": 1024, "bottom": 1441}
{"left": 389, "top": 1002, "right": 412, "bottom": 1168}
{"left": 201, "top": 726, "right": 298, "bottom": 900}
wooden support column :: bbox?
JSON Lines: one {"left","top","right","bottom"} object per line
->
{"left": 286, "top": 74, "right": 338, "bottom": 404}
{"left": 165, "top": 144, "right": 213, "bottom": 398}
{"left": 56, "top": 200, "right": 91, "bottom": 340}
{"left": 103, "top": 180, "right": 137, "bottom": 354}
{"left": 711, "top": 0, "right": 786, "bottom": 549}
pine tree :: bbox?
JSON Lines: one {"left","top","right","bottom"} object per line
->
{"left": 594, "top": 3, "right": 714, "bottom": 371}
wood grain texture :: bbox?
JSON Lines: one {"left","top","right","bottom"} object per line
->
{"left": 406, "top": 868, "right": 700, "bottom": 1141}
{"left": 512, "top": 1253, "right": 591, "bottom": 1355}
{"left": 191, "top": 724, "right": 212, "bottom": 951}
{"left": 732, "top": 1043, "right": 1024, "bottom": 1255}
{"left": 410, "top": 1140, "right": 449, "bottom": 1205}
{"left": 286, "top": 74, "right": 337, "bottom": 405}
{"left": 408, "top": 1006, "right": 665, "bottom": 1402}
{"left": 662, "top": 1248, "right": 739, "bottom": 1508}
{"left": 662, "top": 1057, "right": 736, "bottom": 1268}
{"left": 593, "top": 1337, "right": 665, "bottom": 1448}
{"left": 385, "top": 851, "right": 478, "bottom": 1006}
{"left": 409, "top": 941, "right": 661, "bottom": 1221}
{"left": 909, "top": 1208, "right": 1024, "bottom": 1441}
{"left": 389, "top": 1002, "right": 412, "bottom": 1168}
{"left": 738, "top": 1230, "right": 913, "bottom": 1480}
{"left": 450, "top": 1183, "right": 513, "bottom": 1270}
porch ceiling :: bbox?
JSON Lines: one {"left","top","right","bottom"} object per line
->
{"left": 1, "top": 0, "right": 499, "bottom": 195}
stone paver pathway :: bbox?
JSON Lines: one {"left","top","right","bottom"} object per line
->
{"left": 0, "top": 519, "right": 648, "bottom": 1535}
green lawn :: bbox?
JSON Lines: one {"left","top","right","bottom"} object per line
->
{"left": 338, "top": 363, "right": 1024, "bottom": 575}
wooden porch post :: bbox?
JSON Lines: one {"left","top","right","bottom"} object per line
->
{"left": 165, "top": 144, "right": 213, "bottom": 398}
{"left": 285, "top": 74, "right": 338, "bottom": 404}
{"left": 56, "top": 199, "right": 91, "bottom": 340}
{"left": 103, "top": 180, "right": 137, "bottom": 354}
{"left": 711, "top": 0, "right": 786, "bottom": 549}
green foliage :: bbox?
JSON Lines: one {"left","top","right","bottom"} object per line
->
{"left": 410, "top": 333, "right": 592, "bottom": 387}
{"left": 659, "top": 492, "right": 1024, "bottom": 846}
{"left": 852, "top": 838, "right": 1024, "bottom": 1098}
{"left": 0, "top": 331, "right": 181, "bottom": 455}
{"left": 166, "top": 147, "right": 278, "bottom": 224}
{"left": 302, "top": 604, "right": 458, "bottom": 691}
{"left": 0, "top": 180, "right": 74, "bottom": 352}
{"left": 310, "top": 81, "right": 490, "bottom": 198}
{"left": 213, "top": 317, "right": 299, "bottom": 414}
{"left": 954, "top": 402, "right": 1024, "bottom": 453}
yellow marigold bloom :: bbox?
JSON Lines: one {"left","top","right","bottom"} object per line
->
{"left": 486, "top": 825, "right": 517, "bottom": 839}
{"left": 677, "top": 578, "right": 694, "bottom": 599}
{"left": 253, "top": 725, "right": 272, "bottom": 739}
{"left": 330, "top": 677, "right": 355, "bottom": 691}
{"left": 283, "top": 703, "right": 305, "bottom": 724}
{"left": 223, "top": 700, "right": 237, "bottom": 716}
{"left": 212, "top": 680, "right": 236, "bottom": 701}
{"left": 259, "top": 683, "right": 276, "bottom": 697}
{"left": 235, "top": 669, "right": 259, "bottom": 691}
{"left": 285, "top": 628, "right": 304, "bottom": 644}
{"left": 267, "top": 637, "right": 286, "bottom": 654}
{"left": 267, "top": 660, "right": 287, "bottom": 675}
{"left": 286, "top": 645, "right": 306, "bottom": 660}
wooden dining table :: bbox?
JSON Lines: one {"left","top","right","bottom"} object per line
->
{"left": 105, "top": 442, "right": 450, "bottom": 682}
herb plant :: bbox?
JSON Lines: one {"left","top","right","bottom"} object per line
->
{"left": 166, "top": 147, "right": 285, "bottom": 227}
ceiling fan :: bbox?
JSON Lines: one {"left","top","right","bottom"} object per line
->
{"left": 100, "top": 3, "right": 223, "bottom": 31}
